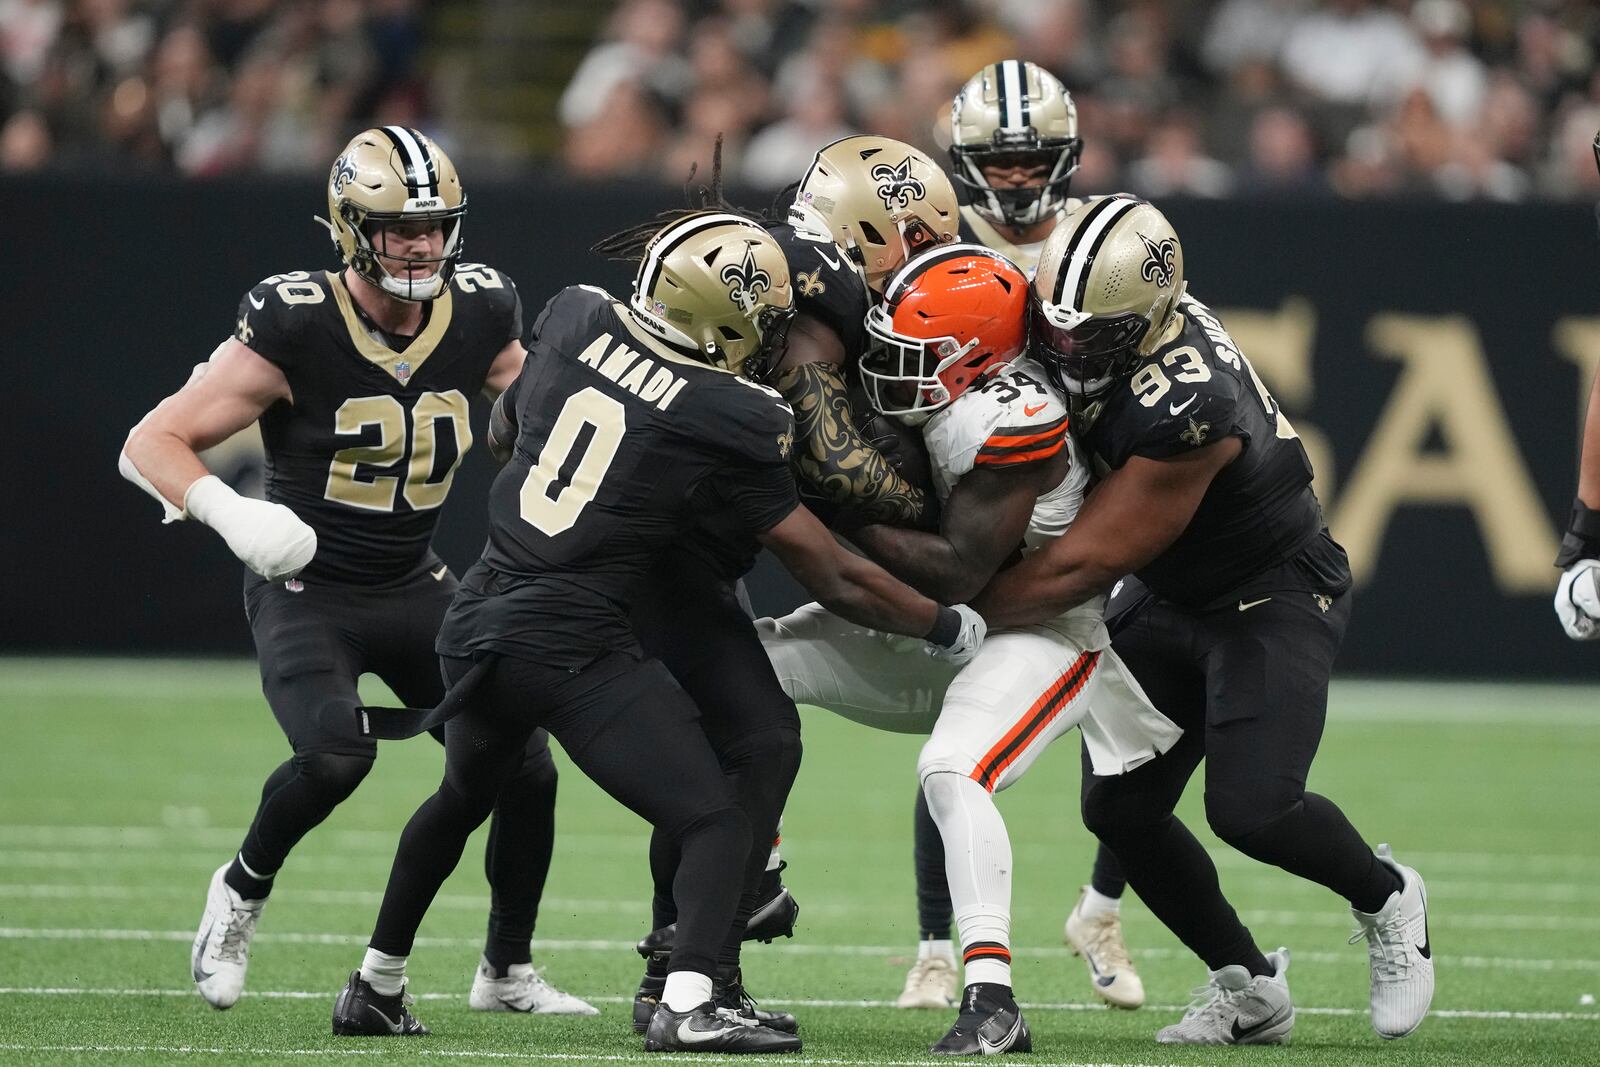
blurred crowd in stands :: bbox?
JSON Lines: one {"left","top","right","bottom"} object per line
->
{"left": 0, "top": 0, "right": 426, "bottom": 175}
{"left": 5, "top": 0, "right": 1600, "bottom": 202}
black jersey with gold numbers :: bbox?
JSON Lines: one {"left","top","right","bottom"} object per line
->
{"left": 233, "top": 264, "right": 521, "bottom": 585}
{"left": 436, "top": 285, "right": 799, "bottom": 668}
{"left": 1076, "top": 293, "right": 1350, "bottom": 609}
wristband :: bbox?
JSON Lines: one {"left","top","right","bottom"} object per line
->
{"left": 927, "top": 605, "right": 962, "bottom": 648}
{"left": 1555, "top": 498, "right": 1600, "bottom": 567}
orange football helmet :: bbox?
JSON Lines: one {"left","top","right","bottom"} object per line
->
{"left": 862, "top": 244, "right": 1029, "bottom": 424}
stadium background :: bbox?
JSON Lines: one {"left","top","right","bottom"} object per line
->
{"left": 6, "top": 0, "right": 1600, "bottom": 677}
{"left": 3, "top": 3, "right": 1600, "bottom": 1066}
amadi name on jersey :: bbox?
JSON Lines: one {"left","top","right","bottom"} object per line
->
{"left": 1074, "top": 293, "right": 1350, "bottom": 608}
{"left": 437, "top": 284, "right": 799, "bottom": 668}
{"left": 233, "top": 264, "right": 521, "bottom": 584}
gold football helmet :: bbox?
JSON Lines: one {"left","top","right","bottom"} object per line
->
{"left": 629, "top": 211, "right": 796, "bottom": 380}
{"left": 1031, "top": 195, "right": 1185, "bottom": 398}
{"left": 950, "top": 60, "right": 1082, "bottom": 229}
{"left": 320, "top": 126, "right": 465, "bottom": 302}
{"left": 787, "top": 135, "right": 959, "bottom": 293}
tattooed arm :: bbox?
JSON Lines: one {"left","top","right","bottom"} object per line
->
{"left": 772, "top": 355, "right": 928, "bottom": 526}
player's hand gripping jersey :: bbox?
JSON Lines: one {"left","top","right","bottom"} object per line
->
{"left": 234, "top": 265, "right": 521, "bottom": 583}
{"left": 1075, "top": 293, "right": 1351, "bottom": 609}
{"left": 761, "top": 358, "right": 1179, "bottom": 776}
{"left": 438, "top": 285, "right": 799, "bottom": 668}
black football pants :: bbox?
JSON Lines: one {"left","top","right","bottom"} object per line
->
{"left": 632, "top": 548, "right": 804, "bottom": 967}
{"left": 1080, "top": 580, "right": 1398, "bottom": 971}
{"left": 240, "top": 567, "right": 555, "bottom": 967}
{"left": 369, "top": 650, "right": 749, "bottom": 980}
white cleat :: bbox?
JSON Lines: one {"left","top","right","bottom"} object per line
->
{"left": 190, "top": 863, "right": 265, "bottom": 1010}
{"left": 1156, "top": 947, "right": 1294, "bottom": 1045}
{"left": 895, "top": 955, "right": 958, "bottom": 1009}
{"left": 468, "top": 958, "right": 599, "bottom": 1015}
{"left": 1064, "top": 886, "right": 1145, "bottom": 1009}
{"left": 1349, "top": 844, "right": 1434, "bottom": 1039}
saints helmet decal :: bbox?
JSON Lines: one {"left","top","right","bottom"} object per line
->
{"left": 319, "top": 126, "right": 465, "bottom": 302}
{"left": 949, "top": 60, "right": 1082, "bottom": 230}
{"left": 629, "top": 212, "right": 795, "bottom": 381}
{"left": 1030, "top": 195, "right": 1186, "bottom": 399}
{"left": 788, "top": 135, "right": 958, "bottom": 294}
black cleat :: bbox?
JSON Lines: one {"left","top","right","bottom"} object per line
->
{"left": 634, "top": 864, "right": 800, "bottom": 959}
{"left": 715, "top": 966, "right": 799, "bottom": 1034}
{"left": 331, "top": 971, "right": 429, "bottom": 1037}
{"left": 633, "top": 955, "right": 669, "bottom": 1034}
{"left": 636, "top": 926, "right": 676, "bottom": 959}
{"left": 745, "top": 863, "right": 800, "bottom": 944}
{"left": 929, "top": 983, "right": 1031, "bottom": 1056}
{"left": 644, "top": 1001, "right": 802, "bottom": 1054}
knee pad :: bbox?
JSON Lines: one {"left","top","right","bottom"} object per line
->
{"left": 722, "top": 725, "right": 802, "bottom": 776}
{"left": 1205, "top": 788, "right": 1299, "bottom": 847}
{"left": 1080, "top": 775, "right": 1169, "bottom": 845}
{"left": 919, "top": 769, "right": 975, "bottom": 824}
{"left": 292, "top": 750, "right": 374, "bottom": 806}
{"left": 916, "top": 736, "right": 967, "bottom": 785}
{"left": 510, "top": 744, "right": 559, "bottom": 797}
{"left": 668, "top": 803, "right": 750, "bottom": 855}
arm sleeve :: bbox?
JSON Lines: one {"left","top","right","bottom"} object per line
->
{"left": 773, "top": 361, "right": 928, "bottom": 525}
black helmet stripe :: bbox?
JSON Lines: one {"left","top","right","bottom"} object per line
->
{"left": 1052, "top": 195, "right": 1140, "bottom": 307}
{"left": 380, "top": 125, "right": 435, "bottom": 200}
{"left": 639, "top": 213, "right": 762, "bottom": 299}
{"left": 1001, "top": 59, "right": 1026, "bottom": 132}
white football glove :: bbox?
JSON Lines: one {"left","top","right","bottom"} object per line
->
{"left": 185, "top": 475, "right": 317, "bottom": 582}
{"left": 1555, "top": 559, "right": 1600, "bottom": 641}
{"left": 924, "top": 603, "right": 987, "bottom": 667}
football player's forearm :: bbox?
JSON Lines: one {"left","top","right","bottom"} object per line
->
{"left": 851, "top": 523, "right": 983, "bottom": 604}
{"left": 122, "top": 422, "right": 211, "bottom": 509}
{"left": 775, "top": 362, "right": 926, "bottom": 524}
{"left": 973, "top": 546, "right": 1120, "bottom": 629}
{"left": 809, "top": 547, "right": 940, "bottom": 638}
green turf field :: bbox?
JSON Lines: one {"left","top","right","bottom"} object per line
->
{"left": 0, "top": 657, "right": 1596, "bottom": 1066}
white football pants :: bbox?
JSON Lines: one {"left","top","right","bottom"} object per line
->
{"left": 756, "top": 603, "right": 1180, "bottom": 987}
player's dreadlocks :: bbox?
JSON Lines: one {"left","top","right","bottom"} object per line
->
{"left": 592, "top": 136, "right": 765, "bottom": 262}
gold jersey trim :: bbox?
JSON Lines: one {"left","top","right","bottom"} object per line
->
{"left": 326, "top": 269, "right": 455, "bottom": 382}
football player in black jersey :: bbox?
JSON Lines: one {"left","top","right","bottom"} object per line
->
{"left": 593, "top": 137, "right": 965, "bottom": 1031}
{"left": 119, "top": 128, "right": 593, "bottom": 1017}
{"left": 333, "top": 212, "right": 986, "bottom": 1053}
{"left": 889, "top": 59, "right": 1144, "bottom": 1015}
{"left": 974, "top": 196, "right": 1435, "bottom": 1044}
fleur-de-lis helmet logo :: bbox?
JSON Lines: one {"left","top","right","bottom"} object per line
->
{"left": 1138, "top": 232, "right": 1177, "bottom": 289}
{"left": 720, "top": 242, "right": 773, "bottom": 313}
{"left": 870, "top": 156, "right": 927, "bottom": 211}
{"left": 331, "top": 153, "right": 358, "bottom": 195}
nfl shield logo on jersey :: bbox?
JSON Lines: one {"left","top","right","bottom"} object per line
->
{"left": 395, "top": 361, "right": 412, "bottom": 385}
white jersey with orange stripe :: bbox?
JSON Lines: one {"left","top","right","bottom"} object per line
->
{"left": 923, "top": 356, "right": 1091, "bottom": 553}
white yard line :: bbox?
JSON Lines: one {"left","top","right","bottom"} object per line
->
{"left": 0, "top": 989, "right": 1596, "bottom": 1026}
{"left": 1, "top": 926, "right": 1598, "bottom": 972}
{"left": 7, "top": 882, "right": 1600, "bottom": 930}
{"left": 0, "top": 1043, "right": 1197, "bottom": 1067}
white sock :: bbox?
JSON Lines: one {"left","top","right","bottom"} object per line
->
{"left": 662, "top": 970, "right": 714, "bottom": 1012}
{"left": 918, "top": 937, "right": 956, "bottom": 962}
{"left": 767, "top": 818, "right": 783, "bottom": 871}
{"left": 1079, "top": 885, "right": 1121, "bottom": 918}
{"left": 923, "top": 771, "right": 1013, "bottom": 990}
{"left": 360, "top": 948, "right": 407, "bottom": 998}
